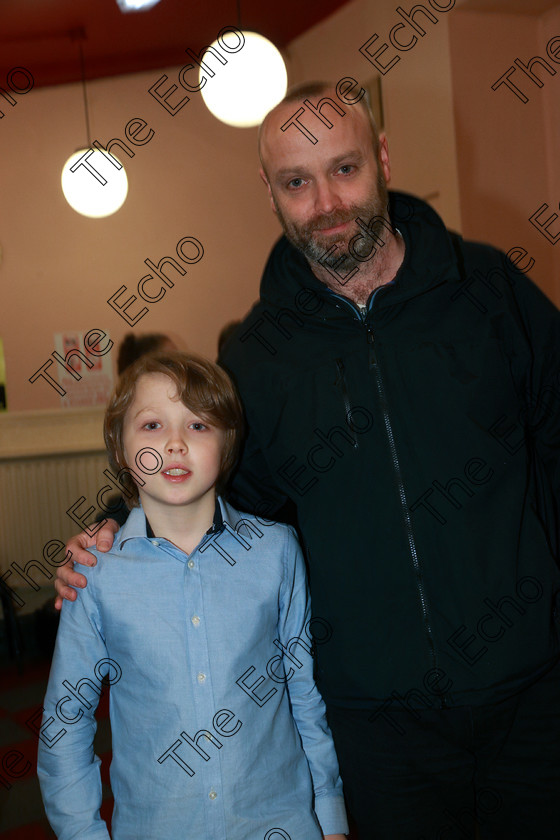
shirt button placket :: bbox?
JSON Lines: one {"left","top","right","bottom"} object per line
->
{"left": 186, "top": 546, "right": 225, "bottom": 838}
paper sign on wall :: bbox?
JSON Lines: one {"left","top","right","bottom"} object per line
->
{"left": 54, "top": 331, "right": 113, "bottom": 408}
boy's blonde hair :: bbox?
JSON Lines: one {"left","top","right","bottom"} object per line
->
{"left": 104, "top": 351, "right": 244, "bottom": 507}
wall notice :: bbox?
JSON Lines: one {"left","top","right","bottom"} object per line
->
{"left": 54, "top": 331, "right": 113, "bottom": 408}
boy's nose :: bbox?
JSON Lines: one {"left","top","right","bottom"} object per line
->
{"left": 167, "top": 437, "right": 187, "bottom": 453}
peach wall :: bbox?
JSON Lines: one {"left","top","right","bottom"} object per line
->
{"left": 449, "top": 8, "right": 560, "bottom": 304}
{"left": 539, "top": 6, "right": 560, "bottom": 205}
{"left": 0, "top": 65, "right": 281, "bottom": 411}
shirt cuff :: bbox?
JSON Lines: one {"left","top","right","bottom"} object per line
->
{"left": 314, "top": 792, "right": 349, "bottom": 836}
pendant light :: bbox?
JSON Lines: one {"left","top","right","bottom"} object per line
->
{"left": 200, "top": 2, "right": 287, "bottom": 127}
{"left": 61, "top": 32, "right": 128, "bottom": 218}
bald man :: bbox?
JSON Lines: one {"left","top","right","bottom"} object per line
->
{"left": 58, "top": 83, "right": 560, "bottom": 839}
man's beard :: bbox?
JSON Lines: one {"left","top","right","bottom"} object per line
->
{"left": 275, "top": 168, "right": 391, "bottom": 273}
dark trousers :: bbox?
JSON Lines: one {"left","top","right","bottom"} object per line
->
{"left": 327, "top": 660, "right": 560, "bottom": 840}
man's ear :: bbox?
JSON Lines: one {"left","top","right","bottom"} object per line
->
{"left": 259, "top": 168, "right": 278, "bottom": 214}
{"left": 377, "top": 132, "right": 391, "bottom": 186}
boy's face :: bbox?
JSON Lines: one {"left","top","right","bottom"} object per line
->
{"left": 122, "top": 372, "right": 225, "bottom": 514}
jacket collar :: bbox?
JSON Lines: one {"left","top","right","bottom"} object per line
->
{"left": 258, "top": 190, "right": 458, "bottom": 312}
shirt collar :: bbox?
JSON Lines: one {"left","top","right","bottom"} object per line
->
{"left": 117, "top": 497, "right": 225, "bottom": 549}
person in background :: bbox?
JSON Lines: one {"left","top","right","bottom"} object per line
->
{"left": 117, "top": 332, "right": 176, "bottom": 375}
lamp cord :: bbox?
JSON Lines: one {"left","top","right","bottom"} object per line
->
{"left": 78, "top": 42, "right": 92, "bottom": 148}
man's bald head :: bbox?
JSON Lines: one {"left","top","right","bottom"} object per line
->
{"left": 258, "top": 81, "right": 380, "bottom": 177}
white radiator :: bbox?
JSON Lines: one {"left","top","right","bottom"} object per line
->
{"left": 0, "top": 408, "right": 109, "bottom": 610}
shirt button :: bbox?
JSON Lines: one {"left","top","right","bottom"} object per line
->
{"left": 151, "top": 540, "right": 159, "bottom": 546}
{"left": 197, "top": 672, "right": 206, "bottom": 683}
{"left": 187, "top": 560, "right": 195, "bottom": 569}
{"left": 208, "top": 788, "right": 217, "bottom": 800}
{"left": 191, "top": 615, "right": 200, "bottom": 627}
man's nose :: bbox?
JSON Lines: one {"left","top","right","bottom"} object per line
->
{"left": 314, "top": 178, "right": 341, "bottom": 216}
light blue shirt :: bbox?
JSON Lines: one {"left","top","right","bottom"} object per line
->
{"left": 37, "top": 499, "right": 348, "bottom": 839}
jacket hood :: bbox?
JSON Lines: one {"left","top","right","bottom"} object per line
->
{"left": 259, "top": 191, "right": 459, "bottom": 313}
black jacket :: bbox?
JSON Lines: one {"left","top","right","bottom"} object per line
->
{"left": 220, "top": 192, "right": 560, "bottom": 710}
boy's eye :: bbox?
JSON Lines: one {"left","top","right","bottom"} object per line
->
{"left": 143, "top": 422, "right": 161, "bottom": 431}
{"left": 190, "top": 422, "right": 207, "bottom": 431}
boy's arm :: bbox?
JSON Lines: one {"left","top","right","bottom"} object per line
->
{"left": 277, "top": 529, "right": 348, "bottom": 838}
{"left": 38, "top": 568, "right": 113, "bottom": 839}
{"left": 54, "top": 520, "right": 120, "bottom": 610}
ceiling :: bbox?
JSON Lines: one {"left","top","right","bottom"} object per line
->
{"left": 0, "top": 0, "right": 351, "bottom": 89}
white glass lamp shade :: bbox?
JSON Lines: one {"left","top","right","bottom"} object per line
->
{"left": 61, "top": 149, "right": 128, "bottom": 218}
{"left": 116, "top": 0, "right": 162, "bottom": 11}
{"left": 200, "top": 31, "right": 287, "bottom": 128}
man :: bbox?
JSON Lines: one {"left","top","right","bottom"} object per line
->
{"left": 57, "top": 83, "right": 560, "bottom": 838}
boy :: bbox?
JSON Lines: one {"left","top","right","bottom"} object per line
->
{"left": 37, "top": 351, "right": 348, "bottom": 840}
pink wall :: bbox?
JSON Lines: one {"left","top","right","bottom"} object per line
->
{"left": 540, "top": 6, "right": 560, "bottom": 207}
{"left": 449, "top": 8, "right": 560, "bottom": 303}
{"left": 0, "top": 67, "right": 281, "bottom": 410}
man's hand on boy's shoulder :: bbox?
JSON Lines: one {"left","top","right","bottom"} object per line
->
{"left": 54, "top": 519, "right": 120, "bottom": 610}
{"left": 324, "top": 834, "right": 347, "bottom": 839}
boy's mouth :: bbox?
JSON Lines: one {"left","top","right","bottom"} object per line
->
{"left": 162, "top": 466, "right": 192, "bottom": 481}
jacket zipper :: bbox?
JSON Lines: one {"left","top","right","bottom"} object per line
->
{"left": 365, "top": 322, "right": 442, "bottom": 699}
{"left": 335, "top": 359, "right": 359, "bottom": 448}
{"left": 328, "top": 289, "right": 443, "bottom": 698}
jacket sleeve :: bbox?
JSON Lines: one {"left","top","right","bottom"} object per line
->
{"left": 277, "top": 528, "right": 348, "bottom": 837}
{"left": 37, "top": 569, "right": 112, "bottom": 840}
{"left": 507, "top": 261, "right": 560, "bottom": 562}
{"left": 219, "top": 341, "right": 296, "bottom": 523}
{"left": 225, "top": 410, "right": 298, "bottom": 526}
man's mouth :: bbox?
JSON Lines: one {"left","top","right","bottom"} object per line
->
{"left": 317, "top": 220, "right": 352, "bottom": 234}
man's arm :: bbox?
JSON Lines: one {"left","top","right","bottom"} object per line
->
{"left": 54, "top": 520, "right": 120, "bottom": 609}
{"left": 277, "top": 528, "right": 348, "bottom": 838}
{"left": 505, "top": 261, "right": 560, "bottom": 560}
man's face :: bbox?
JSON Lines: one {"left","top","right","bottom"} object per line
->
{"left": 259, "top": 97, "right": 392, "bottom": 266}
{"left": 122, "top": 373, "right": 225, "bottom": 517}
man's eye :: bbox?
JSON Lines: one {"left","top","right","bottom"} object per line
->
{"left": 288, "top": 177, "right": 305, "bottom": 189}
{"left": 338, "top": 164, "right": 354, "bottom": 175}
